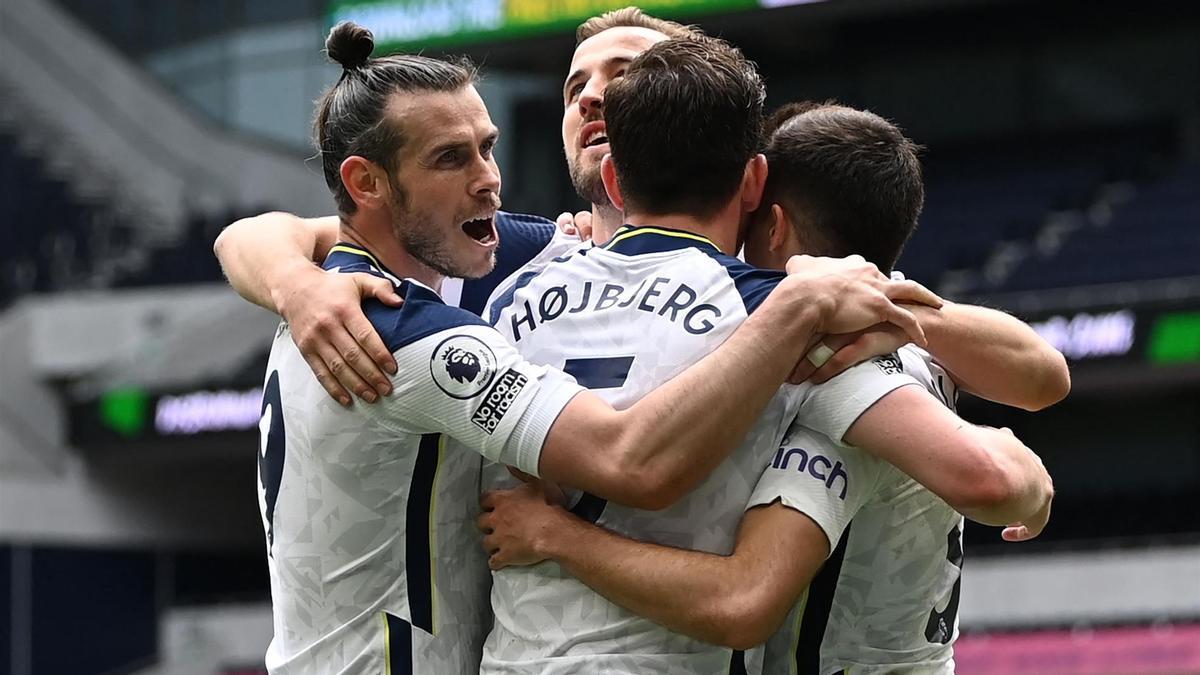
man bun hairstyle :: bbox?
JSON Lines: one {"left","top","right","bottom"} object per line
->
{"left": 326, "top": 21, "right": 374, "bottom": 70}
{"left": 314, "top": 22, "right": 478, "bottom": 215}
{"left": 762, "top": 102, "right": 924, "bottom": 273}
{"left": 604, "top": 37, "right": 765, "bottom": 220}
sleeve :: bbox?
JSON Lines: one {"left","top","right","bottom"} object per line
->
{"left": 364, "top": 323, "right": 584, "bottom": 476}
{"left": 796, "top": 353, "right": 922, "bottom": 443}
{"left": 898, "top": 345, "right": 960, "bottom": 412}
{"left": 747, "top": 425, "right": 882, "bottom": 554}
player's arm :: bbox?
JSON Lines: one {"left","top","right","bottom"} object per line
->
{"left": 911, "top": 301, "right": 1069, "bottom": 410}
{"left": 538, "top": 260, "right": 940, "bottom": 509}
{"left": 213, "top": 210, "right": 401, "bottom": 404}
{"left": 480, "top": 488, "right": 824, "bottom": 650}
{"left": 381, "top": 257, "right": 940, "bottom": 510}
{"left": 843, "top": 385, "right": 1053, "bottom": 528}
{"left": 213, "top": 211, "right": 341, "bottom": 311}
{"left": 807, "top": 302, "right": 1070, "bottom": 411}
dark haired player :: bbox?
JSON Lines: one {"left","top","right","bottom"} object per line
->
{"left": 480, "top": 102, "right": 1057, "bottom": 674}
{"left": 257, "top": 22, "right": 934, "bottom": 675}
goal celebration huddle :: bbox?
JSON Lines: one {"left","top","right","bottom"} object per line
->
{"left": 214, "top": 7, "right": 1065, "bottom": 673}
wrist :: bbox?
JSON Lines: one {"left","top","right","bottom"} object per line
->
{"left": 535, "top": 507, "right": 586, "bottom": 562}
{"left": 774, "top": 276, "right": 830, "bottom": 337}
{"left": 910, "top": 300, "right": 948, "bottom": 336}
{"left": 270, "top": 259, "right": 324, "bottom": 319}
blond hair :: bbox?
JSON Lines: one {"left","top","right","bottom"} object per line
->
{"left": 576, "top": 6, "right": 702, "bottom": 44}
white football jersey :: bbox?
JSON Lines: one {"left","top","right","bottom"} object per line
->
{"left": 744, "top": 346, "right": 965, "bottom": 675}
{"left": 258, "top": 244, "right": 583, "bottom": 675}
{"left": 480, "top": 225, "right": 919, "bottom": 675}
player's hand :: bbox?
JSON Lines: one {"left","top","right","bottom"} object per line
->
{"left": 277, "top": 267, "right": 401, "bottom": 406}
{"left": 1002, "top": 494, "right": 1052, "bottom": 542}
{"left": 478, "top": 482, "right": 569, "bottom": 570}
{"left": 785, "top": 254, "right": 942, "bottom": 348}
{"left": 555, "top": 210, "right": 594, "bottom": 241}
{"left": 789, "top": 323, "right": 910, "bottom": 384}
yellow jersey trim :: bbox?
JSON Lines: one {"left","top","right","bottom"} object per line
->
{"left": 602, "top": 226, "right": 717, "bottom": 251}
{"left": 328, "top": 244, "right": 382, "bottom": 270}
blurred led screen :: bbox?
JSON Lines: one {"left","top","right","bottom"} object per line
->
{"left": 326, "top": 0, "right": 821, "bottom": 51}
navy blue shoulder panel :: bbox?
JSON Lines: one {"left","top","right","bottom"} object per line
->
{"left": 699, "top": 250, "right": 786, "bottom": 315}
{"left": 322, "top": 252, "right": 379, "bottom": 275}
{"left": 364, "top": 280, "right": 489, "bottom": 353}
{"left": 459, "top": 211, "right": 556, "bottom": 316}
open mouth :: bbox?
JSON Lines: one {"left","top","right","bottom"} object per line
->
{"left": 580, "top": 121, "right": 608, "bottom": 150}
{"left": 461, "top": 215, "right": 497, "bottom": 246}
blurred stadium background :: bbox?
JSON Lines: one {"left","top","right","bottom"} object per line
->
{"left": 0, "top": 0, "right": 1198, "bottom": 672}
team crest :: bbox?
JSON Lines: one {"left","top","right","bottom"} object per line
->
{"left": 430, "top": 335, "right": 498, "bottom": 399}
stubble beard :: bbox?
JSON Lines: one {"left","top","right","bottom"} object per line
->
{"left": 568, "top": 152, "right": 611, "bottom": 208}
{"left": 388, "top": 183, "right": 483, "bottom": 280}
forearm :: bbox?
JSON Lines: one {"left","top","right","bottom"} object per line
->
{"left": 539, "top": 509, "right": 744, "bottom": 646}
{"left": 916, "top": 302, "right": 1069, "bottom": 410}
{"left": 213, "top": 212, "right": 338, "bottom": 312}
{"left": 610, "top": 281, "right": 824, "bottom": 497}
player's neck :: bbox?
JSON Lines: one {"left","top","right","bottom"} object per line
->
{"left": 339, "top": 218, "right": 445, "bottom": 293}
{"left": 589, "top": 202, "right": 624, "bottom": 245}
{"left": 623, "top": 208, "right": 740, "bottom": 255}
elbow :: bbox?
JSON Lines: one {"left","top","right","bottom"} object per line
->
{"left": 212, "top": 223, "right": 233, "bottom": 262}
{"left": 1019, "top": 351, "right": 1071, "bottom": 412}
{"left": 602, "top": 424, "right": 689, "bottom": 511}
{"left": 213, "top": 216, "right": 256, "bottom": 266}
{"left": 943, "top": 444, "right": 1023, "bottom": 516}
{"left": 609, "top": 467, "right": 681, "bottom": 511}
{"left": 707, "top": 594, "right": 777, "bottom": 651}
{"left": 950, "top": 444, "right": 1050, "bottom": 525}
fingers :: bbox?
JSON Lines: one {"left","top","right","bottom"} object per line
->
{"left": 329, "top": 321, "right": 394, "bottom": 398}
{"left": 314, "top": 338, "right": 379, "bottom": 403}
{"left": 574, "top": 211, "right": 594, "bottom": 240}
{"left": 300, "top": 349, "right": 352, "bottom": 407}
{"left": 879, "top": 301, "right": 928, "bottom": 348}
{"left": 810, "top": 341, "right": 866, "bottom": 384}
{"left": 884, "top": 279, "right": 943, "bottom": 309}
{"left": 556, "top": 212, "right": 577, "bottom": 235}
{"left": 355, "top": 274, "right": 403, "bottom": 308}
{"left": 787, "top": 358, "right": 816, "bottom": 385}
{"left": 1001, "top": 525, "right": 1032, "bottom": 542}
{"left": 346, "top": 311, "right": 398, "bottom": 379}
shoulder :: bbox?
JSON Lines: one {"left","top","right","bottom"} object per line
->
{"left": 695, "top": 250, "right": 786, "bottom": 314}
{"left": 364, "top": 280, "right": 490, "bottom": 353}
{"left": 496, "top": 211, "right": 556, "bottom": 255}
{"left": 459, "top": 211, "right": 558, "bottom": 315}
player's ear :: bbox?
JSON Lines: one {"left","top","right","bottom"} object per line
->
{"left": 740, "top": 153, "right": 768, "bottom": 214}
{"left": 600, "top": 154, "right": 625, "bottom": 211}
{"left": 768, "top": 203, "right": 789, "bottom": 253}
{"left": 341, "top": 156, "right": 388, "bottom": 210}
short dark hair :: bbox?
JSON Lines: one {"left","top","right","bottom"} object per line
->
{"left": 315, "top": 22, "right": 478, "bottom": 214}
{"left": 761, "top": 102, "right": 924, "bottom": 272}
{"left": 576, "top": 6, "right": 700, "bottom": 44}
{"left": 604, "top": 38, "right": 765, "bottom": 219}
